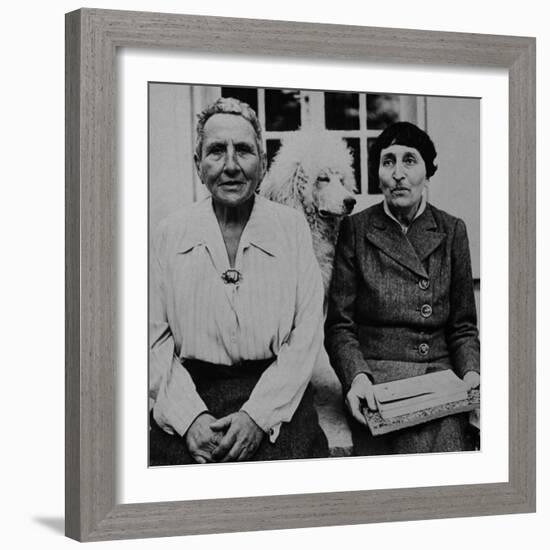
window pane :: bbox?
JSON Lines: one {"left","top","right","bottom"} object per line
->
{"left": 343, "top": 137, "right": 361, "bottom": 194}
{"left": 221, "top": 87, "right": 258, "bottom": 113}
{"left": 266, "top": 139, "right": 281, "bottom": 170}
{"left": 367, "top": 137, "right": 382, "bottom": 194}
{"left": 265, "top": 89, "right": 301, "bottom": 131}
{"left": 325, "top": 92, "right": 360, "bottom": 130}
{"left": 366, "top": 94, "right": 401, "bottom": 130}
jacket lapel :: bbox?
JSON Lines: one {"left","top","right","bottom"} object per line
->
{"left": 365, "top": 203, "right": 445, "bottom": 278}
{"left": 407, "top": 205, "right": 446, "bottom": 262}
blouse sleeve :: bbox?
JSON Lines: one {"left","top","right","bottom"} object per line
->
{"left": 149, "top": 224, "right": 208, "bottom": 437}
{"left": 240, "top": 214, "right": 324, "bottom": 441}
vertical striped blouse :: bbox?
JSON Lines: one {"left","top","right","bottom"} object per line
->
{"left": 150, "top": 195, "right": 324, "bottom": 441}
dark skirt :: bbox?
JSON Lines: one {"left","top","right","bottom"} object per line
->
{"left": 350, "top": 411, "right": 475, "bottom": 456}
{"left": 149, "top": 358, "right": 329, "bottom": 465}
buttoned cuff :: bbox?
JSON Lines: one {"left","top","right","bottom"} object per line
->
{"left": 240, "top": 405, "right": 280, "bottom": 443}
{"left": 152, "top": 390, "right": 208, "bottom": 438}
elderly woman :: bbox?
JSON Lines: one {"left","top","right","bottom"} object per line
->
{"left": 325, "top": 121, "right": 480, "bottom": 455}
{"left": 149, "top": 97, "right": 328, "bottom": 465}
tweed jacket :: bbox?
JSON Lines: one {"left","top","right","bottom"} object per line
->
{"left": 325, "top": 201, "right": 480, "bottom": 391}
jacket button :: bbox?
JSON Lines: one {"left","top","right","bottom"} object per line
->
{"left": 420, "top": 304, "right": 433, "bottom": 318}
{"left": 418, "top": 343, "right": 430, "bottom": 355}
{"left": 419, "top": 278, "right": 430, "bottom": 290}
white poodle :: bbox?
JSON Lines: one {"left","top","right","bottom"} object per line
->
{"left": 260, "top": 131, "right": 357, "bottom": 453}
{"left": 260, "top": 131, "right": 357, "bottom": 296}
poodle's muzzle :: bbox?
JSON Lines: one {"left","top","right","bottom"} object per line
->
{"left": 316, "top": 172, "right": 357, "bottom": 218}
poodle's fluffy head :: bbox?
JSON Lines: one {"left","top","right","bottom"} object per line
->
{"left": 260, "top": 131, "right": 357, "bottom": 218}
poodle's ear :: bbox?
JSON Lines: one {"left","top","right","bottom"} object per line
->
{"left": 261, "top": 161, "right": 307, "bottom": 211}
{"left": 294, "top": 163, "right": 314, "bottom": 214}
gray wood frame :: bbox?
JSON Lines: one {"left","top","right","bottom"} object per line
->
{"left": 65, "top": 8, "right": 536, "bottom": 542}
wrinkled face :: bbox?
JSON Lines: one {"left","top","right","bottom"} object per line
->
{"left": 313, "top": 169, "right": 356, "bottom": 217}
{"left": 378, "top": 144, "right": 427, "bottom": 212}
{"left": 194, "top": 114, "right": 266, "bottom": 208}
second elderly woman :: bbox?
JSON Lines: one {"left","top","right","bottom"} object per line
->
{"left": 325, "top": 121, "right": 480, "bottom": 455}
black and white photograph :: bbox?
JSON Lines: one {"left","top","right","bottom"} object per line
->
{"left": 4, "top": 0, "right": 543, "bottom": 545}
{"left": 148, "top": 84, "right": 481, "bottom": 466}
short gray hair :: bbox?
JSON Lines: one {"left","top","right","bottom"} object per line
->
{"left": 195, "top": 97, "right": 264, "bottom": 159}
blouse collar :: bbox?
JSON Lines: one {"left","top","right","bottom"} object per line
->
{"left": 383, "top": 194, "right": 427, "bottom": 234}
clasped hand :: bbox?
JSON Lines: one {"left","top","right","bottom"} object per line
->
{"left": 185, "top": 411, "right": 264, "bottom": 464}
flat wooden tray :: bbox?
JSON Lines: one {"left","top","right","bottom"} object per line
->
{"left": 365, "top": 389, "right": 480, "bottom": 436}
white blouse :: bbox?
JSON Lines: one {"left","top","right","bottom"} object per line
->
{"left": 382, "top": 194, "right": 427, "bottom": 234}
{"left": 150, "top": 196, "right": 324, "bottom": 442}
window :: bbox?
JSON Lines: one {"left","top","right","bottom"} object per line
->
{"left": 221, "top": 86, "right": 422, "bottom": 197}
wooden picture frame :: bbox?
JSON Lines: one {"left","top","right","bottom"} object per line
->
{"left": 65, "top": 8, "right": 536, "bottom": 541}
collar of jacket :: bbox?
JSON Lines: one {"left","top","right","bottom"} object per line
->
{"left": 365, "top": 202, "right": 446, "bottom": 278}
